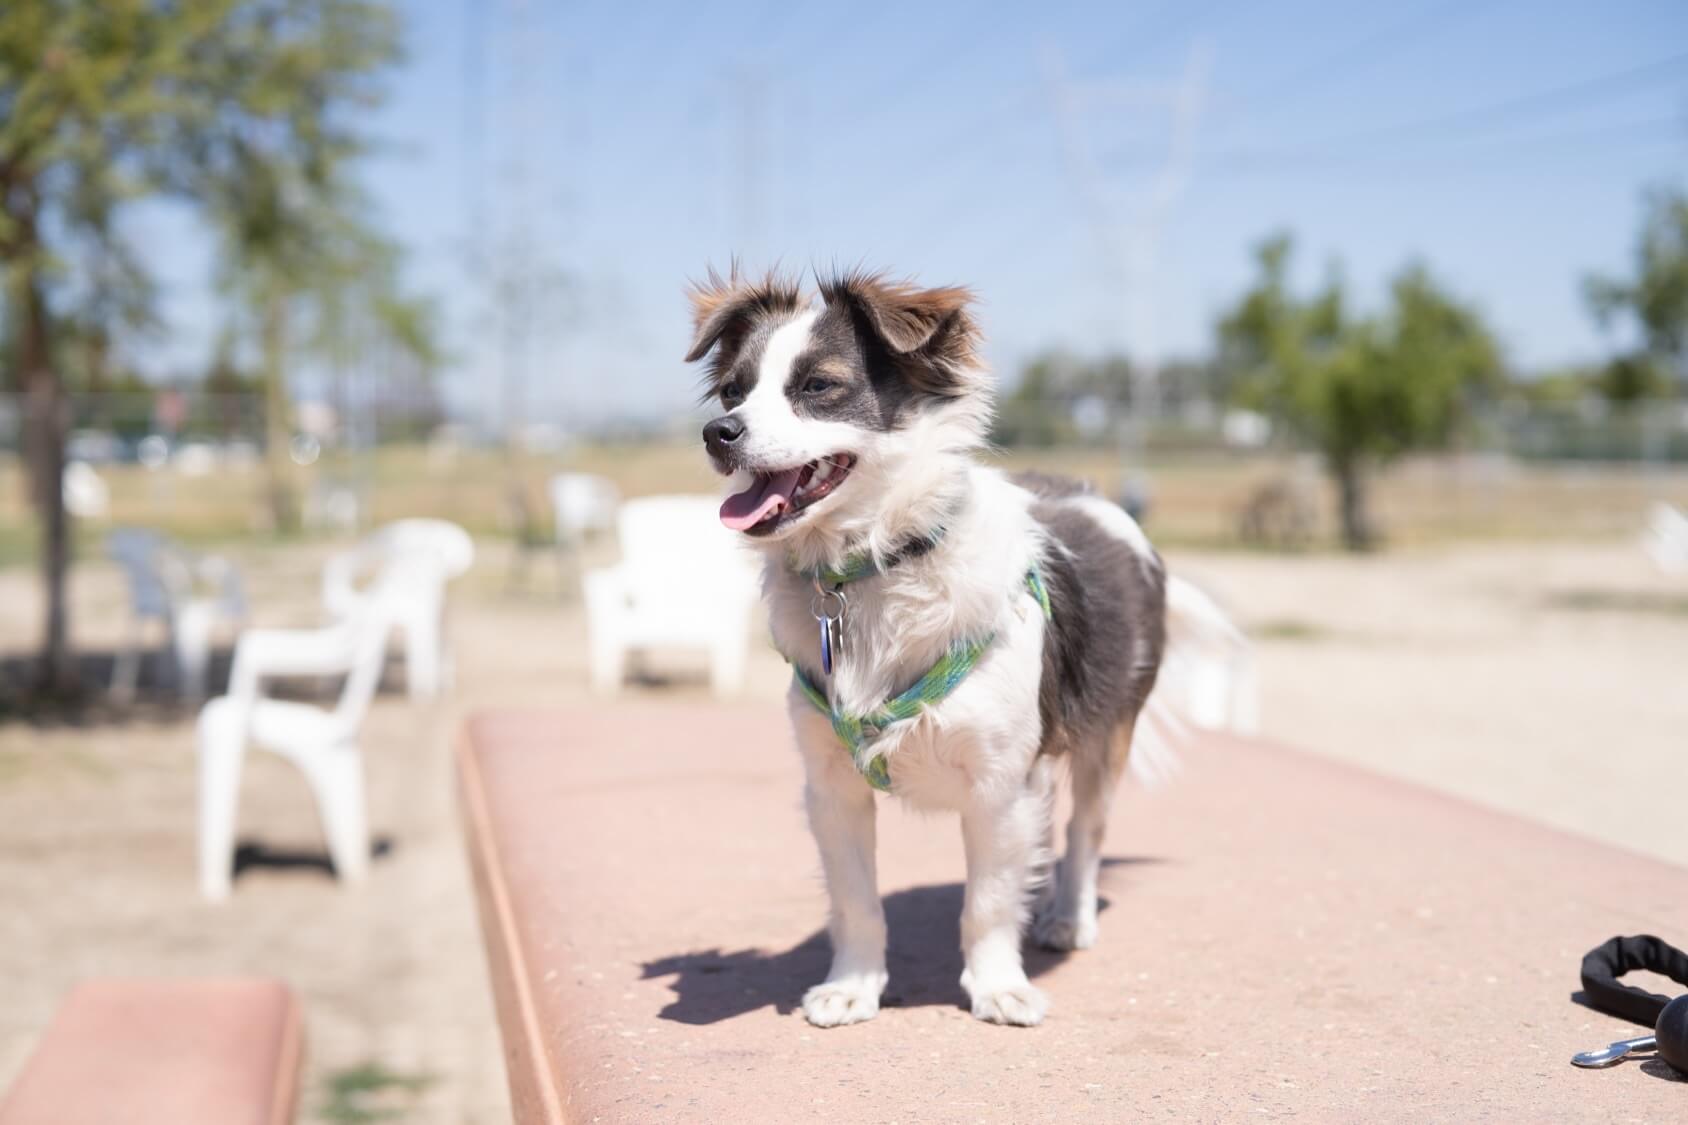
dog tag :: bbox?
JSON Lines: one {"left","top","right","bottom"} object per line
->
{"left": 810, "top": 584, "right": 847, "bottom": 677}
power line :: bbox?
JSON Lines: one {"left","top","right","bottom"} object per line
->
{"left": 1241, "top": 0, "right": 1510, "bottom": 112}
{"left": 1185, "top": 119, "right": 1684, "bottom": 179}
{"left": 1325, "top": 49, "right": 1688, "bottom": 145}
{"left": 1109, "top": 49, "right": 1688, "bottom": 172}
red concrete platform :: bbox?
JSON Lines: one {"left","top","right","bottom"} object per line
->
{"left": 458, "top": 704, "right": 1688, "bottom": 1123}
{"left": 0, "top": 978, "right": 302, "bottom": 1125}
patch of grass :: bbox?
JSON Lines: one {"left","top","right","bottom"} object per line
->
{"left": 318, "top": 1061, "right": 436, "bottom": 1125}
{"left": 0, "top": 743, "right": 109, "bottom": 784}
{"left": 1252, "top": 618, "right": 1332, "bottom": 641}
{"left": 1544, "top": 589, "right": 1688, "bottom": 617}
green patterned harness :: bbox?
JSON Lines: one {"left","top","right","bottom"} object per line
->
{"left": 790, "top": 562, "right": 1053, "bottom": 793}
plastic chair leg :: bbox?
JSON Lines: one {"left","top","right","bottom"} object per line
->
{"left": 405, "top": 618, "right": 441, "bottom": 699}
{"left": 196, "top": 701, "right": 247, "bottom": 901}
{"left": 587, "top": 632, "right": 626, "bottom": 695}
{"left": 709, "top": 634, "right": 747, "bottom": 698}
{"left": 175, "top": 602, "right": 216, "bottom": 701}
{"left": 110, "top": 632, "right": 141, "bottom": 704}
{"left": 303, "top": 746, "right": 370, "bottom": 885}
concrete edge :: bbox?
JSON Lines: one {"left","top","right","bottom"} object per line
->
{"left": 456, "top": 719, "right": 569, "bottom": 1125}
{"left": 268, "top": 983, "right": 304, "bottom": 1125}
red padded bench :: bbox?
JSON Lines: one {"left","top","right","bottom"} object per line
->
{"left": 459, "top": 703, "right": 1688, "bottom": 1123}
{"left": 0, "top": 979, "right": 302, "bottom": 1125}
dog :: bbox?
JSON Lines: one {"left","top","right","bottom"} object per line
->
{"left": 687, "top": 266, "right": 1245, "bottom": 1028}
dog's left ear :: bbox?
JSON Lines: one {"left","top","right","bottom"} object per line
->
{"left": 821, "top": 271, "right": 982, "bottom": 396}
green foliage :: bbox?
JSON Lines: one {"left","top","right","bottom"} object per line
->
{"left": 318, "top": 1060, "right": 435, "bottom": 1124}
{"left": 0, "top": 0, "right": 411, "bottom": 688}
{"left": 1584, "top": 186, "right": 1688, "bottom": 399}
{"left": 1216, "top": 233, "right": 1502, "bottom": 548}
{"left": 1597, "top": 352, "right": 1671, "bottom": 404}
{"left": 1219, "top": 235, "right": 1500, "bottom": 463}
{"left": 996, "top": 348, "right": 1221, "bottom": 448}
{"left": 1515, "top": 365, "right": 1601, "bottom": 407}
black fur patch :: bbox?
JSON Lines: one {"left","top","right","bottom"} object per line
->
{"left": 1018, "top": 472, "right": 1167, "bottom": 755}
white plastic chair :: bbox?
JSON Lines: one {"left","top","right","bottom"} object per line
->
{"left": 549, "top": 472, "right": 620, "bottom": 546}
{"left": 1642, "top": 502, "right": 1688, "bottom": 574}
{"left": 583, "top": 495, "right": 759, "bottom": 697}
{"left": 1163, "top": 576, "right": 1261, "bottom": 736}
{"left": 322, "top": 519, "right": 474, "bottom": 699}
{"left": 196, "top": 581, "right": 406, "bottom": 901}
{"left": 107, "top": 529, "right": 246, "bottom": 702}
{"left": 63, "top": 460, "right": 110, "bottom": 520}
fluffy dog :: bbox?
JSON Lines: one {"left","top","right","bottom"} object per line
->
{"left": 688, "top": 267, "right": 1237, "bottom": 1028}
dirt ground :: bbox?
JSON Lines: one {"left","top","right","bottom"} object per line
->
{"left": 0, "top": 532, "right": 1684, "bottom": 1122}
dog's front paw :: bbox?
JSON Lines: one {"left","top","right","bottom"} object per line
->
{"left": 1031, "top": 907, "right": 1097, "bottom": 952}
{"left": 802, "top": 972, "right": 886, "bottom": 1028}
{"left": 961, "top": 970, "right": 1048, "bottom": 1027}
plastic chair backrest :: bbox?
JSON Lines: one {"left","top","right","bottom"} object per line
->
{"left": 107, "top": 529, "right": 179, "bottom": 619}
{"left": 369, "top": 519, "right": 475, "bottom": 581}
{"left": 329, "top": 571, "right": 414, "bottom": 732}
{"left": 550, "top": 473, "right": 620, "bottom": 540}
{"left": 1649, "top": 503, "right": 1688, "bottom": 539}
{"left": 617, "top": 496, "right": 751, "bottom": 584}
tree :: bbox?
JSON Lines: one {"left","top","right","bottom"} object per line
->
{"left": 0, "top": 0, "right": 400, "bottom": 698}
{"left": 1584, "top": 187, "right": 1688, "bottom": 401}
{"left": 1217, "top": 234, "right": 1500, "bottom": 549}
{"left": 995, "top": 349, "right": 1138, "bottom": 447}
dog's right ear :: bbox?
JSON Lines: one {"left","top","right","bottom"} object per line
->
{"left": 685, "top": 268, "right": 750, "bottom": 363}
{"left": 683, "top": 267, "right": 805, "bottom": 363}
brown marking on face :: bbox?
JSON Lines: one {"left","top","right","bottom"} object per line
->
{"left": 684, "top": 265, "right": 806, "bottom": 396}
{"left": 811, "top": 356, "right": 855, "bottom": 383}
{"left": 817, "top": 269, "right": 983, "bottom": 398}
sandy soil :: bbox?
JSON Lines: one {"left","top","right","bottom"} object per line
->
{"left": 0, "top": 534, "right": 1683, "bottom": 1121}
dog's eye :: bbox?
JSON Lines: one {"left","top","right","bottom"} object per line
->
{"left": 802, "top": 378, "right": 835, "bottom": 395}
{"left": 720, "top": 382, "right": 743, "bottom": 405}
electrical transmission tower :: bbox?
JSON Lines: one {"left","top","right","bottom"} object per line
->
{"left": 1043, "top": 43, "right": 1211, "bottom": 479}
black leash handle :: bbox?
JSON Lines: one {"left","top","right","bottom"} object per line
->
{"left": 1579, "top": 934, "right": 1688, "bottom": 1027}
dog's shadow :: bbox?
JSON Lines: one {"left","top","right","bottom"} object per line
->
{"left": 640, "top": 856, "right": 1160, "bottom": 1025}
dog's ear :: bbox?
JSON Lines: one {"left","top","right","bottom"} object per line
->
{"left": 820, "top": 271, "right": 982, "bottom": 396}
{"left": 685, "top": 269, "right": 751, "bottom": 363}
{"left": 684, "top": 266, "right": 805, "bottom": 364}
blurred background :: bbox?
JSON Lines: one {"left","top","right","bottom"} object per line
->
{"left": 1, "top": 1, "right": 1685, "bottom": 1121}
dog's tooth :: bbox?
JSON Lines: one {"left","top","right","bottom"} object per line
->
{"left": 812, "top": 461, "right": 834, "bottom": 483}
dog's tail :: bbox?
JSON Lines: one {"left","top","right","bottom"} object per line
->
{"left": 1128, "top": 574, "right": 1259, "bottom": 786}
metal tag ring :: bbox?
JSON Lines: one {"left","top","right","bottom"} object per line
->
{"left": 810, "top": 586, "right": 847, "bottom": 622}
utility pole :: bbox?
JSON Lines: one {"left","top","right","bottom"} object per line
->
{"left": 1042, "top": 44, "right": 1210, "bottom": 494}
{"left": 499, "top": 0, "right": 539, "bottom": 455}
{"left": 728, "top": 64, "right": 771, "bottom": 264}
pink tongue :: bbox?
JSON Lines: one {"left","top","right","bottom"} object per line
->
{"left": 720, "top": 467, "right": 805, "bottom": 531}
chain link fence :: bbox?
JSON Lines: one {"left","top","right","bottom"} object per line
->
{"left": 2, "top": 390, "right": 1687, "bottom": 558}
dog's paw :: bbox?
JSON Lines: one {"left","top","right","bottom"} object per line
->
{"left": 968, "top": 980, "right": 1049, "bottom": 1027}
{"left": 1031, "top": 908, "right": 1097, "bottom": 952}
{"left": 961, "top": 969, "right": 1048, "bottom": 1027}
{"left": 801, "top": 973, "right": 886, "bottom": 1028}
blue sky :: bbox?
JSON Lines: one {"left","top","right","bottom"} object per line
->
{"left": 142, "top": 0, "right": 1688, "bottom": 427}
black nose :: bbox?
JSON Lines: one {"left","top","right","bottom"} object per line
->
{"left": 703, "top": 415, "right": 745, "bottom": 459}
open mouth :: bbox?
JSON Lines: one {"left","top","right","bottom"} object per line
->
{"left": 719, "top": 454, "right": 856, "bottom": 535}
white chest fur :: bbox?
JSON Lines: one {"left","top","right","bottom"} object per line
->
{"left": 764, "top": 468, "right": 1049, "bottom": 810}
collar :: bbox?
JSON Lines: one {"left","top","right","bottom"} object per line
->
{"left": 796, "top": 525, "right": 948, "bottom": 588}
